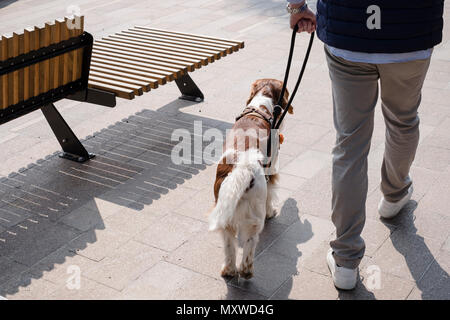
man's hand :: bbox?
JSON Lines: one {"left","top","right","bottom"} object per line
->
{"left": 289, "top": 2, "right": 316, "bottom": 33}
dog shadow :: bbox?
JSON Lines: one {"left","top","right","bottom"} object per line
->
{"left": 224, "top": 197, "right": 316, "bottom": 299}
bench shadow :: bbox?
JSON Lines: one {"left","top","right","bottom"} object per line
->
{"left": 224, "top": 198, "right": 315, "bottom": 300}
{"left": 0, "top": 99, "right": 231, "bottom": 298}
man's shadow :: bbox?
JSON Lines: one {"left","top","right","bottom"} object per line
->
{"left": 381, "top": 200, "right": 449, "bottom": 299}
{"left": 343, "top": 200, "right": 449, "bottom": 300}
{"left": 337, "top": 271, "right": 376, "bottom": 300}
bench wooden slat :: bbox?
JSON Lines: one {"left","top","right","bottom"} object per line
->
{"left": 55, "top": 19, "right": 65, "bottom": 89}
{"left": 89, "top": 75, "right": 144, "bottom": 96}
{"left": 68, "top": 17, "right": 80, "bottom": 82}
{"left": 46, "top": 21, "right": 58, "bottom": 90}
{"left": 89, "top": 70, "right": 151, "bottom": 92}
{"left": 0, "top": 37, "right": 2, "bottom": 109}
{"left": 78, "top": 16, "right": 85, "bottom": 80}
{"left": 64, "top": 16, "right": 84, "bottom": 82}
{"left": 36, "top": 24, "right": 49, "bottom": 94}
{"left": 17, "top": 32, "right": 24, "bottom": 103}
{"left": 92, "top": 45, "right": 190, "bottom": 73}
{"left": 94, "top": 41, "right": 199, "bottom": 70}
{"left": 59, "top": 18, "right": 72, "bottom": 85}
{"left": 128, "top": 27, "right": 234, "bottom": 53}
{"left": 92, "top": 48, "right": 184, "bottom": 78}
{"left": 88, "top": 80, "right": 135, "bottom": 99}
{"left": 52, "top": 20, "right": 63, "bottom": 89}
{"left": 31, "top": 27, "right": 40, "bottom": 98}
{"left": 90, "top": 60, "right": 167, "bottom": 85}
{"left": 91, "top": 51, "right": 177, "bottom": 80}
{"left": 119, "top": 30, "right": 227, "bottom": 58}
{"left": 133, "top": 26, "right": 242, "bottom": 52}
{"left": 90, "top": 66, "right": 159, "bottom": 89}
{"left": 135, "top": 26, "right": 244, "bottom": 50}
{"left": 0, "top": 36, "right": 8, "bottom": 109}
{"left": 4, "top": 34, "right": 14, "bottom": 107}
{"left": 12, "top": 33, "right": 20, "bottom": 105}
{"left": 23, "top": 27, "right": 33, "bottom": 101}
{"left": 110, "top": 33, "right": 218, "bottom": 61}
{"left": 96, "top": 38, "right": 205, "bottom": 67}
{"left": 104, "top": 36, "right": 211, "bottom": 65}
{"left": 44, "top": 24, "right": 52, "bottom": 93}
{"left": 91, "top": 57, "right": 171, "bottom": 83}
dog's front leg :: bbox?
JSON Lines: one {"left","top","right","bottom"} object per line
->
{"left": 221, "top": 228, "right": 238, "bottom": 277}
{"left": 266, "top": 182, "right": 278, "bottom": 219}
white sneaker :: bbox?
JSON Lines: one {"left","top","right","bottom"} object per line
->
{"left": 378, "top": 185, "right": 413, "bottom": 219}
{"left": 326, "top": 249, "right": 358, "bottom": 290}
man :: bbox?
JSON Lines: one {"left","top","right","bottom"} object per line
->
{"left": 286, "top": 0, "right": 444, "bottom": 290}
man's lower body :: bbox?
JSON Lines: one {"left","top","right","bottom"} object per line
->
{"left": 324, "top": 46, "right": 431, "bottom": 289}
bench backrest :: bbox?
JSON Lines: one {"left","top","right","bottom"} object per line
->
{"left": 0, "top": 16, "right": 93, "bottom": 124}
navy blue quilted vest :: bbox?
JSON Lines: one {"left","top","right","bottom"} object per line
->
{"left": 316, "top": 0, "right": 444, "bottom": 53}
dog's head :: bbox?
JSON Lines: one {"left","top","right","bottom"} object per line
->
{"left": 246, "top": 79, "right": 294, "bottom": 115}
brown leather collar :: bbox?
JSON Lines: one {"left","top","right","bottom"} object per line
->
{"left": 235, "top": 105, "right": 273, "bottom": 124}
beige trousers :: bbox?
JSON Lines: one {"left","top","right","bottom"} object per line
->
{"left": 325, "top": 46, "right": 431, "bottom": 269}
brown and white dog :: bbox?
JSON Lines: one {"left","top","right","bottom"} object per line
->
{"left": 209, "top": 79, "right": 293, "bottom": 279}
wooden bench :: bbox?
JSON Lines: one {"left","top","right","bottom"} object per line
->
{"left": 0, "top": 16, "right": 244, "bottom": 162}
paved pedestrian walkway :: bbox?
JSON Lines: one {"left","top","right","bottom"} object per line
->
{"left": 0, "top": 0, "right": 448, "bottom": 299}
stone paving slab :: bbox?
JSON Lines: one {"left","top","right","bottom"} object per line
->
{"left": 0, "top": 0, "right": 449, "bottom": 300}
{"left": 82, "top": 240, "right": 166, "bottom": 291}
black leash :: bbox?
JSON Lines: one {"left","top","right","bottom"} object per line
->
{"left": 272, "top": 26, "right": 315, "bottom": 130}
{"left": 264, "top": 26, "right": 314, "bottom": 170}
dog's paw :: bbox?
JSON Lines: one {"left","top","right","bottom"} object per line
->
{"left": 266, "top": 208, "right": 277, "bottom": 220}
{"left": 221, "top": 264, "right": 237, "bottom": 278}
{"left": 239, "top": 265, "right": 254, "bottom": 280}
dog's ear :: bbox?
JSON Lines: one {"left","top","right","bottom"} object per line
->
{"left": 246, "top": 81, "right": 259, "bottom": 105}
{"left": 283, "top": 88, "right": 294, "bottom": 114}
{"left": 270, "top": 79, "right": 293, "bottom": 114}
{"left": 268, "top": 79, "right": 284, "bottom": 106}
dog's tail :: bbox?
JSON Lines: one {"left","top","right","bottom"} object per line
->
{"left": 209, "top": 149, "right": 264, "bottom": 231}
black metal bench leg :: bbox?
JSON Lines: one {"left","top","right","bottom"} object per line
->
{"left": 41, "top": 103, "right": 94, "bottom": 163}
{"left": 175, "top": 73, "right": 204, "bottom": 102}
